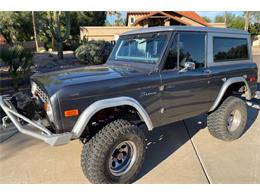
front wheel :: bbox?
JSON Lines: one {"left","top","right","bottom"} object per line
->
{"left": 207, "top": 96, "right": 247, "bottom": 141}
{"left": 81, "top": 119, "right": 145, "bottom": 184}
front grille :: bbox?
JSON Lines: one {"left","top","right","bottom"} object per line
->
{"left": 35, "top": 84, "right": 49, "bottom": 103}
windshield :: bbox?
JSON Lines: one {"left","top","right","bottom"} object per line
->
{"left": 109, "top": 33, "right": 168, "bottom": 64}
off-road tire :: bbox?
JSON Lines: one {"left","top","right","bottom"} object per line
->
{"left": 81, "top": 119, "right": 145, "bottom": 184}
{"left": 207, "top": 96, "right": 247, "bottom": 141}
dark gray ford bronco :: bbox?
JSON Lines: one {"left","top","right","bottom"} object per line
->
{"left": 1, "top": 26, "right": 258, "bottom": 183}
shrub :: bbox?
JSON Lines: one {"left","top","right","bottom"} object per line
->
{"left": 0, "top": 45, "right": 34, "bottom": 91}
{"left": 63, "top": 38, "right": 80, "bottom": 51}
{"left": 75, "top": 40, "right": 114, "bottom": 65}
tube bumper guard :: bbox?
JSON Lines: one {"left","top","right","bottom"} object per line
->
{"left": 0, "top": 96, "right": 72, "bottom": 146}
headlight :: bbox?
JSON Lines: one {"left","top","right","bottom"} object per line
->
{"left": 31, "top": 81, "right": 54, "bottom": 122}
{"left": 44, "top": 102, "right": 54, "bottom": 122}
{"left": 31, "top": 81, "right": 37, "bottom": 96}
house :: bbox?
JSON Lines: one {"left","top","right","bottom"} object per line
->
{"left": 80, "top": 11, "right": 225, "bottom": 42}
{"left": 126, "top": 11, "right": 210, "bottom": 27}
{"left": 80, "top": 26, "right": 141, "bottom": 42}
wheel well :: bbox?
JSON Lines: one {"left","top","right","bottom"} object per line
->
{"left": 80, "top": 105, "right": 143, "bottom": 142}
{"left": 210, "top": 82, "right": 246, "bottom": 113}
{"left": 223, "top": 82, "right": 246, "bottom": 99}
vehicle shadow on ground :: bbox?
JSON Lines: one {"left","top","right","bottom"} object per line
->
{"left": 136, "top": 103, "right": 259, "bottom": 181}
{"left": 136, "top": 118, "right": 206, "bottom": 181}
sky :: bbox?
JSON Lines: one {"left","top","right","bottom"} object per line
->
{"left": 107, "top": 11, "right": 244, "bottom": 23}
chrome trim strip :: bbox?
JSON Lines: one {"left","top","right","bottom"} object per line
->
{"left": 209, "top": 77, "right": 251, "bottom": 112}
{"left": 71, "top": 96, "right": 154, "bottom": 138}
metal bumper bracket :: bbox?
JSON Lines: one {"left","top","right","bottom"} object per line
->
{"left": 0, "top": 96, "right": 72, "bottom": 146}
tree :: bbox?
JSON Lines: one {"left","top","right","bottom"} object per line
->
{"left": 202, "top": 16, "right": 211, "bottom": 23}
{"left": 249, "top": 23, "right": 260, "bottom": 35}
{"left": 0, "top": 11, "right": 107, "bottom": 54}
{"left": 0, "top": 12, "right": 20, "bottom": 44}
{"left": 0, "top": 12, "right": 33, "bottom": 44}
{"left": 32, "top": 11, "right": 39, "bottom": 52}
{"left": 53, "top": 11, "right": 63, "bottom": 59}
{"left": 0, "top": 45, "right": 34, "bottom": 91}
{"left": 107, "top": 11, "right": 121, "bottom": 26}
{"left": 244, "top": 11, "right": 250, "bottom": 31}
{"left": 69, "top": 12, "right": 106, "bottom": 36}
{"left": 114, "top": 12, "right": 126, "bottom": 26}
{"left": 214, "top": 12, "right": 245, "bottom": 30}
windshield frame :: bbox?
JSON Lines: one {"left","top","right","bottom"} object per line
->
{"left": 107, "top": 31, "right": 171, "bottom": 68}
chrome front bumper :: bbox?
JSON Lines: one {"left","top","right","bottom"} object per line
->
{"left": 0, "top": 96, "right": 72, "bottom": 146}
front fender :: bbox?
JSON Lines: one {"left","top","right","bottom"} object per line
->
{"left": 71, "top": 96, "right": 154, "bottom": 139}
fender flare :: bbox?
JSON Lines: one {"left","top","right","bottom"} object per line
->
{"left": 209, "top": 77, "right": 251, "bottom": 112}
{"left": 71, "top": 96, "right": 154, "bottom": 138}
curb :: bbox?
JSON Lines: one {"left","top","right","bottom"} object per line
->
{"left": 0, "top": 125, "right": 18, "bottom": 143}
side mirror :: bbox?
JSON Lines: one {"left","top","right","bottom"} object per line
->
{"left": 179, "top": 62, "right": 195, "bottom": 72}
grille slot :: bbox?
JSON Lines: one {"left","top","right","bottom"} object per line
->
{"left": 35, "top": 85, "right": 48, "bottom": 103}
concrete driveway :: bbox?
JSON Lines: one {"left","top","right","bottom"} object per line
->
{"left": 0, "top": 56, "right": 259, "bottom": 184}
{"left": 0, "top": 102, "right": 259, "bottom": 184}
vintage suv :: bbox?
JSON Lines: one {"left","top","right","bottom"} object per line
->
{"left": 0, "top": 26, "right": 258, "bottom": 184}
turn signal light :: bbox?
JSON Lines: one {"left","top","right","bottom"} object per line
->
{"left": 64, "top": 109, "right": 79, "bottom": 117}
{"left": 248, "top": 76, "right": 257, "bottom": 83}
{"left": 43, "top": 103, "right": 48, "bottom": 111}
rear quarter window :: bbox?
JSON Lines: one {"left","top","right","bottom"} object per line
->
{"left": 213, "top": 37, "right": 249, "bottom": 62}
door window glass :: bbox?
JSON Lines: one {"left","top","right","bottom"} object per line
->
{"left": 163, "top": 32, "right": 206, "bottom": 70}
{"left": 179, "top": 33, "right": 206, "bottom": 69}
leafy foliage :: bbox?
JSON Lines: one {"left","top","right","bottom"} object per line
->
{"left": 75, "top": 40, "right": 114, "bottom": 65}
{"left": 0, "top": 11, "right": 107, "bottom": 49}
{"left": 0, "top": 45, "right": 34, "bottom": 90}
{"left": 214, "top": 13, "right": 245, "bottom": 30}
{"left": 0, "top": 12, "right": 33, "bottom": 44}
{"left": 202, "top": 16, "right": 211, "bottom": 23}
{"left": 249, "top": 23, "right": 260, "bottom": 35}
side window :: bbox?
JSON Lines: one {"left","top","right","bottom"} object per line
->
{"left": 213, "top": 37, "right": 249, "bottom": 62}
{"left": 164, "top": 36, "right": 178, "bottom": 70}
{"left": 163, "top": 32, "right": 206, "bottom": 70}
{"left": 179, "top": 32, "right": 206, "bottom": 69}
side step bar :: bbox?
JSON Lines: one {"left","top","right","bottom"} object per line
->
{"left": 0, "top": 96, "right": 72, "bottom": 146}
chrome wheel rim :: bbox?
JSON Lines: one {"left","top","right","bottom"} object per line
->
{"left": 227, "top": 109, "right": 242, "bottom": 132}
{"left": 109, "top": 140, "right": 137, "bottom": 176}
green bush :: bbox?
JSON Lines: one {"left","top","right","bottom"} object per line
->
{"left": 63, "top": 38, "right": 80, "bottom": 51}
{"left": 75, "top": 40, "right": 114, "bottom": 65}
{"left": 0, "top": 45, "right": 34, "bottom": 91}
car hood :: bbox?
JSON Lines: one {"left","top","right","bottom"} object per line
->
{"left": 31, "top": 64, "right": 145, "bottom": 96}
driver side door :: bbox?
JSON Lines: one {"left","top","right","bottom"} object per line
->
{"left": 160, "top": 32, "right": 213, "bottom": 126}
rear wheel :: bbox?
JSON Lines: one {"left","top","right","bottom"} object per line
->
{"left": 207, "top": 96, "right": 247, "bottom": 141}
{"left": 81, "top": 119, "right": 145, "bottom": 184}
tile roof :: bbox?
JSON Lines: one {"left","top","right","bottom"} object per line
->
{"left": 127, "top": 11, "right": 209, "bottom": 27}
{"left": 175, "top": 11, "right": 209, "bottom": 26}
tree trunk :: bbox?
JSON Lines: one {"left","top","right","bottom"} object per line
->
{"left": 224, "top": 11, "right": 227, "bottom": 27}
{"left": 64, "top": 12, "right": 71, "bottom": 40}
{"left": 32, "top": 11, "right": 39, "bottom": 52}
{"left": 54, "top": 11, "right": 63, "bottom": 59}
{"left": 244, "top": 11, "right": 250, "bottom": 31}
